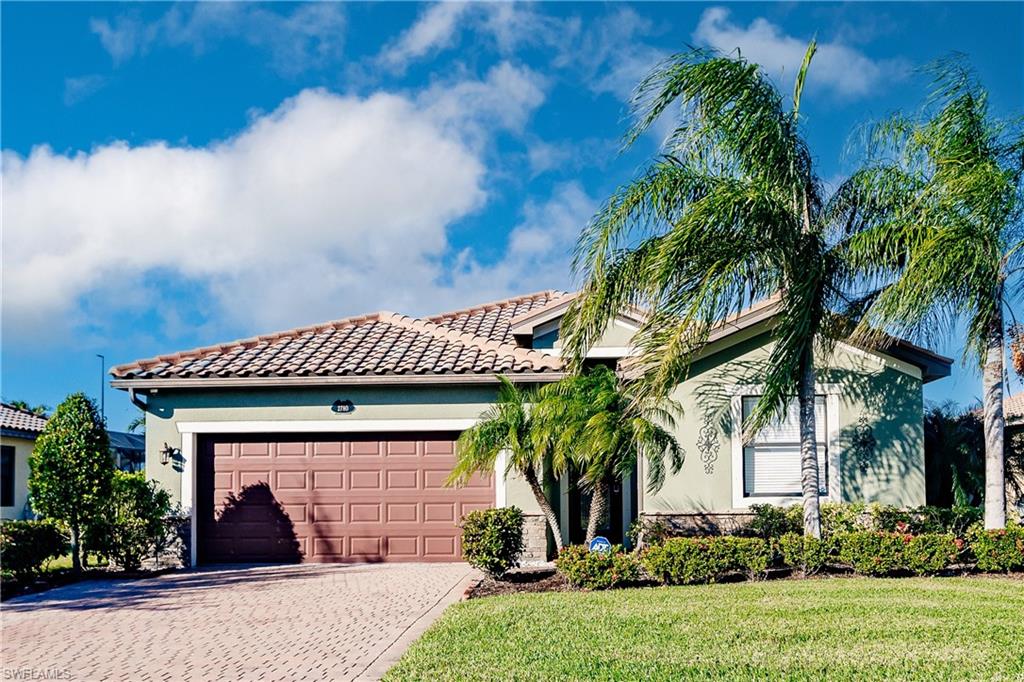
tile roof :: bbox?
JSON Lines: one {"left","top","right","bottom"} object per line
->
{"left": 111, "top": 295, "right": 566, "bottom": 382}
{"left": 428, "top": 290, "right": 569, "bottom": 344}
{"left": 1, "top": 403, "right": 48, "bottom": 436}
{"left": 1005, "top": 392, "right": 1024, "bottom": 424}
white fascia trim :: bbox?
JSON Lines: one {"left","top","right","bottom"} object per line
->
{"left": 175, "top": 418, "right": 478, "bottom": 434}
{"left": 837, "top": 341, "right": 922, "bottom": 380}
{"left": 728, "top": 384, "right": 842, "bottom": 509}
{"left": 544, "top": 346, "right": 636, "bottom": 358}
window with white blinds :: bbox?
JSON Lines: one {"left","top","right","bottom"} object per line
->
{"left": 742, "top": 396, "right": 828, "bottom": 497}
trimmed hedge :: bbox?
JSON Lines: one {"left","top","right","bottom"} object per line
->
{"left": 0, "top": 520, "right": 68, "bottom": 577}
{"left": 967, "top": 524, "right": 1024, "bottom": 572}
{"left": 555, "top": 545, "right": 641, "bottom": 590}
{"left": 746, "top": 503, "right": 982, "bottom": 540}
{"left": 837, "top": 531, "right": 960, "bottom": 576}
{"left": 642, "top": 537, "right": 770, "bottom": 585}
{"left": 460, "top": 507, "right": 525, "bottom": 578}
{"left": 777, "top": 533, "right": 836, "bottom": 575}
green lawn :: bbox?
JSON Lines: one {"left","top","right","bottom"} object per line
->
{"left": 385, "top": 577, "right": 1024, "bottom": 681}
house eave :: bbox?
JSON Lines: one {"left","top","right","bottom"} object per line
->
{"left": 110, "top": 372, "right": 567, "bottom": 391}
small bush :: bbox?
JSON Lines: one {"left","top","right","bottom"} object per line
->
{"left": 967, "top": 523, "right": 1024, "bottom": 572}
{"left": 0, "top": 520, "right": 68, "bottom": 577}
{"left": 460, "top": 507, "right": 524, "bottom": 578}
{"left": 555, "top": 545, "right": 641, "bottom": 590}
{"left": 777, "top": 533, "right": 836, "bottom": 575}
{"left": 85, "top": 472, "right": 173, "bottom": 571}
{"left": 642, "top": 536, "right": 770, "bottom": 585}
{"left": 746, "top": 504, "right": 802, "bottom": 539}
{"left": 838, "top": 531, "right": 910, "bottom": 576}
{"left": 821, "top": 502, "right": 868, "bottom": 536}
{"left": 904, "top": 534, "right": 959, "bottom": 575}
{"left": 627, "top": 517, "right": 675, "bottom": 548}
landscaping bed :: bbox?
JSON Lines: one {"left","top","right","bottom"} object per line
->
{"left": 387, "top": 576, "right": 1024, "bottom": 681}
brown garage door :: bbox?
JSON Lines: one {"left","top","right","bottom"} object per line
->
{"left": 196, "top": 433, "right": 493, "bottom": 563}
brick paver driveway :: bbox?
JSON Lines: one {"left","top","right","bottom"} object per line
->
{"left": 2, "top": 563, "right": 477, "bottom": 681}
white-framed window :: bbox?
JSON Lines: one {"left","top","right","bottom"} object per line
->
{"left": 729, "top": 386, "right": 840, "bottom": 508}
{"left": 742, "top": 396, "right": 827, "bottom": 497}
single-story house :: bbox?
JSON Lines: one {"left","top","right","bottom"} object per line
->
{"left": 1005, "top": 393, "right": 1024, "bottom": 515}
{"left": 1, "top": 403, "right": 49, "bottom": 520}
{"left": 110, "top": 291, "right": 952, "bottom": 566}
{"left": 1, "top": 403, "right": 146, "bottom": 520}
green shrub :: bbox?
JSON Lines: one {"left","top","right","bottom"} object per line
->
{"left": 820, "top": 502, "right": 867, "bottom": 536}
{"left": 904, "top": 534, "right": 959, "bottom": 575}
{"left": 627, "top": 517, "right": 675, "bottom": 548}
{"left": 746, "top": 504, "right": 802, "bottom": 539}
{"left": 967, "top": 523, "right": 1024, "bottom": 572}
{"left": 460, "top": 507, "right": 525, "bottom": 578}
{"left": 838, "top": 531, "right": 910, "bottom": 576}
{"left": 642, "top": 536, "right": 770, "bottom": 585}
{"left": 555, "top": 545, "right": 641, "bottom": 590}
{"left": 85, "top": 472, "right": 173, "bottom": 571}
{"left": 777, "top": 533, "right": 836, "bottom": 575}
{"left": 0, "top": 520, "right": 68, "bottom": 577}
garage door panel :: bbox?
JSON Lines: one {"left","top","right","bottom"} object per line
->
{"left": 198, "top": 432, "right": 492, "bottom": 563}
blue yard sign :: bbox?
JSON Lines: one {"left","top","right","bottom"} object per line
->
{"left": 589, "top": 536, "right": 612, "bottom": 554}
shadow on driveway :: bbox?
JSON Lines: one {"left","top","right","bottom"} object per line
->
{"left": 2, "top": 563, "right": 388, "bottom": 614}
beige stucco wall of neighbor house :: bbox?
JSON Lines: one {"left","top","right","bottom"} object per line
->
{"left": 1, "top": 435, "right": 35, "bottom": 520}
{"left": 640, "top": 324, "right": 927, "bottom": 515}
{"left": 140, "top": 383, "right": 545, "bottom": 513}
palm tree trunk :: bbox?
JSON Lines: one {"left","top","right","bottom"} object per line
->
{"left": 982, "top": 306, "right": 1006, "bottom": 529}
{"left": 798, "top": 349, "right": 822, "bottom": 538}
{"left": 523, "top": 465, "right": 563, "bottom": 553}
{"left": 585, "top": 478, "right": 610, "bottom": 545}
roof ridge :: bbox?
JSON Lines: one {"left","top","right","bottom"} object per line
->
{"left": 427, "top": 290, "right": 569, "bottom": 322}
{"left": 111, "top": 311, "right": 387, "bottom": 375}
{"left": 381, "top": 312, "right": 562, "bottom": 370}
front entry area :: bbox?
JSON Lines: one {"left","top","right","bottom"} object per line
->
{"left": 196, "top": 432, "right": 494, "bottom": 563}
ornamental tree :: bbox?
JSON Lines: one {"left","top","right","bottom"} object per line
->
{"left": 29, "top": 393, "right": 114, "bottom": 572}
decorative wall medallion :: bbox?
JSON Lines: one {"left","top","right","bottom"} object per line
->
{"left": 851, "top": 416, "right": 877, "bottom": 474}
{"left": 696, "top": 412, "right": 720, "bottom": 474}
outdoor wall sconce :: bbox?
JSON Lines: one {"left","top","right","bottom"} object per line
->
{"left": 331, "top": 399, "right": 355, "bottom": 414}
{"left": 159, "top": 443, "right": 179, "bottom": 466}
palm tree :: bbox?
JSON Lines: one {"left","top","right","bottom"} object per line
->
{"left": 840, "top": 60, "right": 1023, "bottom": 528}
{"left": 534, "top": 366, "right": 684, "bottom": 545}
{"left": 8, "top": 400, "right": 49, "bottom": 416}
{"left": 447, "top": 376, "right": 566, "bottom": 553}
{"left": 564, "top": 43, "right": 852, "bottom": 537}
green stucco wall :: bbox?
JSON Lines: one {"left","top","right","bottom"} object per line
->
{"left": 141, "top": 384, "right": 544, "bottom": 513}
{"left": 640, "top": 326, "right": 926, "bottom": 513}
{"left": 1, "top": 435, "right": 35, "bottom": 520}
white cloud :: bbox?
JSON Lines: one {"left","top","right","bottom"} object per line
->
{"left": 63, "top": 74, "right": 109, "bottom": 106}
{"left": 377, "top": 3, "right": 574, "bottom": 73}
{"left": 693, "top": 7, "right": 907, "bottom": 99}
{"left": 378, "top": 2, "right": 469, "bottom": 71}
{"left": 90, "top": 3, "right": 346, "bottom": 75}
{"left": 2, "top": 65, "right": 560, "bottom": 342}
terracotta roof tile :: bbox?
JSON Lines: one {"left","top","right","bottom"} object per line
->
{"left": 1, "top": 403, "right": 48, "bottom": 435}
{"left": 111, "top": 297, "right": 565, "bottom": 382}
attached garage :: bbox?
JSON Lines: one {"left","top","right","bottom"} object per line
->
{"left": 196, "top": 432, "right": 494, "bottom": 563}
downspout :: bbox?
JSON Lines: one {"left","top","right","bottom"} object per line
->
{"left": 128, "top": 387, "right": 148, "bottom": 412}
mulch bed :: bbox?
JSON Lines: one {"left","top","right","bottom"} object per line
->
{"left": 468, "top": 566, "right": 571, "bottom": 599}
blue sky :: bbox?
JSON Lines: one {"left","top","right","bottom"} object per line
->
{"left": 2, "top": 2, "right": 1021, "bottom": 431}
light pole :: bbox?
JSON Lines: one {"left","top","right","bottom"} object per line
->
{"left": 96, "top": 354, "right": 105, "bottom": 421}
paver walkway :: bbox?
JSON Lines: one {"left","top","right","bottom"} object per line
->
{"left": 2, "top": 563, "right": 477, "bottom": 681}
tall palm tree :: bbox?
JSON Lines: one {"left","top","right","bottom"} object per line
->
{"left": 447, "top": 376, "right": 566, "bottom": 552}
{"left": 840, "top": 60, "right": 1023, "bottom": 528}
{"left": 534, "top": 366, "right": 684, "bottom": 544}
{"left": 564, "top": 43, "right": 851, "bottom": 538}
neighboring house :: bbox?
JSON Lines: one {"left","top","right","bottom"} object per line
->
{"left": 108, "top": 431, "right": 146, "bottom": 472}
{"left": 0, "top": 403, "right": 148, "bottom": 521}
{"left": 1, "top": 403, "right": 48, "bottom": 520}
{"left": 1005, "top": 393, "right": 1024, "bottom": 516}
{"left": 110, "top": 291, "right": 951, "bottom": 566}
